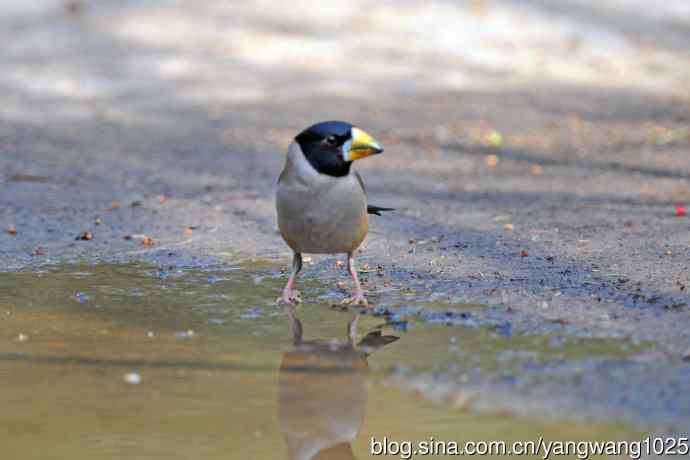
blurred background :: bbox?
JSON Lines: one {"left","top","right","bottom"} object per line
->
{"left": 2, "top": 0, "right": 688, "bottom": 120}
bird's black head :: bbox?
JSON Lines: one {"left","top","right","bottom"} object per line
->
{"left": 295, "top": 120, "right": 383, "bottom": 177}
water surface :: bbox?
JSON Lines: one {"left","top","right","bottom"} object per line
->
{"left": 0, "top": 263, "right": 645, "bottom": 459}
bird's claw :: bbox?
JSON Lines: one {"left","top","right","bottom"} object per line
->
{"left": 277, "top": 290, "right": 302, "bottom": 305}
{"left": 341, "top": 293, "right": 369, "bottom": 307}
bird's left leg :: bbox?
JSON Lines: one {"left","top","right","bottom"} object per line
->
{"left": 278, "top": 253, "right": 303, "bottom": 305}
{"left": 341, "top": 252, "right": 369, "bottom": 307}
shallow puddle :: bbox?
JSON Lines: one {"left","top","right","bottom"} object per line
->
{"left": 0, "top": 263, "right": 647, "bottom": 459}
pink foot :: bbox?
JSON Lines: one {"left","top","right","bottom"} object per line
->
{"left": 277, "top": 289, "right": 301, "bottom": 305}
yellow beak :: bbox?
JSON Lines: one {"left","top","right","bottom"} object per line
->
{"left": 346, "top": 127, "right": 383, "bottom": 162}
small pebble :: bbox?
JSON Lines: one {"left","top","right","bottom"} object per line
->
{"left": 175, "top": 329, "right": 195, "bottom": 339}
{"left": 72, "top": 292, "right": 90, "bottom": 303}
{"left": 141, "top": 236, "right": 155, "bottom": 246}
{"left": 123, "top": 372, "right": 142, "bottom": 385}
{"left": 75, "top": 231, "right": 93, "bottom": 241}
{"left": 17, "top": 333, "right": 29, "bottom": 342}
{"left": 487, "top": 130, "right": 503, "bottom": 148}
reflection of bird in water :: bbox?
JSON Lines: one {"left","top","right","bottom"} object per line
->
{"left": 278, "top": 307, "right": 398, "bottom": 460}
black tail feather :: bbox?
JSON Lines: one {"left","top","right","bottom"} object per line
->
{"left": 367, "top": 205, "right": 395, "bottom": 216}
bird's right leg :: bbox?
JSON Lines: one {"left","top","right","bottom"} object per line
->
{"left": 341, "top": 253, "right": 369, "bottom": 307}
{"left": 279, "top": 252, "right": 303, "bottom": 305}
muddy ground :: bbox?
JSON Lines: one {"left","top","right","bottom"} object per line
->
{"left": 1, "top": 0, "right": 689, "bottom": 437}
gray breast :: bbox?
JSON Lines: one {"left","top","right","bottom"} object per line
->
{"left": 276, "top": 142, "right": 368, "bottom": 254}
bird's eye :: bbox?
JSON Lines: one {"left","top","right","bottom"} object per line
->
{"left": 324, "top": 135, "right": 337, "bottom": 146}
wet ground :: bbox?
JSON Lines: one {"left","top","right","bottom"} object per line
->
{"left": 1, "top": 0, "right": 690, "bottom": 456}
{"left": 1, "top": 263, "right": 645, "bottom": 459}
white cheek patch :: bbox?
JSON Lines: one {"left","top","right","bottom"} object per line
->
{"left": 342, "top": 139, "right": 353, "bottom": 162}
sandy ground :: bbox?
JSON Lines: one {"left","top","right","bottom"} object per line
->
{"left": 1, "top": 0, "right": 690, "bottom": 433}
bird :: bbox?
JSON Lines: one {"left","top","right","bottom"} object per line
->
{"left": 276, "top": 121, "right": 393, "bottom": 307}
